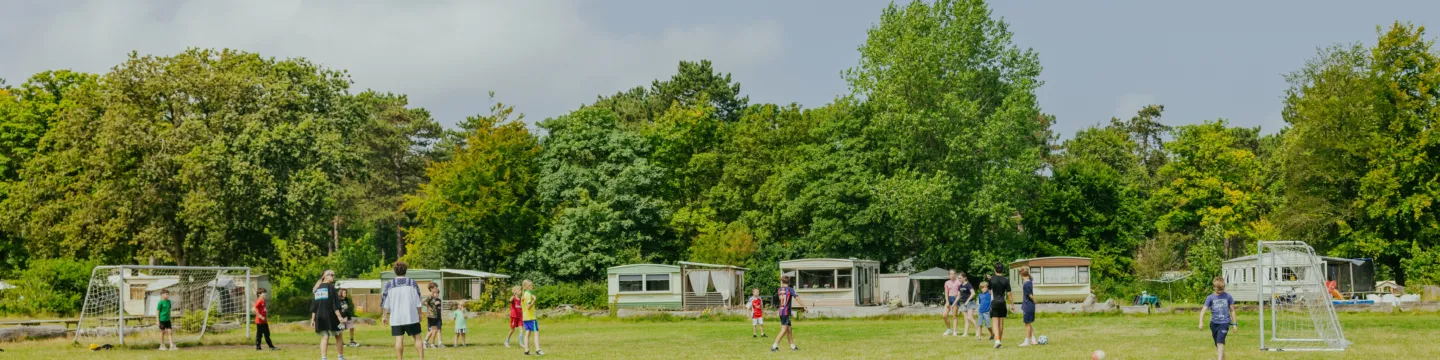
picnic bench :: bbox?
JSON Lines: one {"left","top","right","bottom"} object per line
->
{"left": 0, "top": 319, "right": 80, "bottom": 330}
{"left": 0, "top": 316, "right": 148, "bottom": 330}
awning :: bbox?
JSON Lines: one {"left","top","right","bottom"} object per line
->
{"left": 146, "top": 278, "right": 180, "bottom": 291}
{"left": 439, "top": 269, "right": 511, "bottom": 279}
{"left": 908, "top": 267, "right": 951, "bottom": 280}
{"left": 678, "top": 261, "right": 750, "bottom": 271}
{"left": 336, "top": 279, "right": 383, "bottom": 289}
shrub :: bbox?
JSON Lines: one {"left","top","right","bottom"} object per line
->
{"left": 0, "top": 258, "right": 97, "bottom": 316}
{"left": 178, "top": 307, "right": 221, "bottom": 333}
{"left": 531, "top": 281, "right": 607, "bottom": 310}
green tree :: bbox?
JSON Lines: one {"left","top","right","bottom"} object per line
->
{"left": 1027, "top": 125, "right": 1149, "bottom": 297}
{"left": 3, "top": 49, "right": 358, "bottom": 266}
{"left": 403, "top": 99, "right": 543, "bottom": 273}
{"left": 834, "top": 0, "right": 1050, "bottom": 271}
{"left": 530, "top": 107, "right": 671, "bottom": 280}
{"left": 0, "top": 71, "right": 100, "bottom": 272}
{"left": 1281, "top": 23, "right": 1440, "bottom": 284}
{"left": 1150, "top": 120, "right": 1265, "bottom": 259}
{"left": 346, "top": 91, "right": 444, "bottom": 259}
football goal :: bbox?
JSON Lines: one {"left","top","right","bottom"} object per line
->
{"left": 74, "top": 265, "right": 254, "bottom": 346}
{"left": 1255, "top": 241, "right": 1349, "bottom": 351}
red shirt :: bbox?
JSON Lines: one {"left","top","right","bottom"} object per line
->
{"left": 510, "top": 297, "right": 522, "bottom": 319}
{"left": 255, "top": 297, "right": 268, "bottom": 325}
{"left": 750, "top": 297, "right": 763, "bottom": 318}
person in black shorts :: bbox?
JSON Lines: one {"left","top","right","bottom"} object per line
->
{"left": 987, "top": 263, "right": 1013, "bottom": 349}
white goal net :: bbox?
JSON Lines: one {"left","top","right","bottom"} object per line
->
{"left": 74, "top": 266, "right": 253, "bottom": 346}
{"left": 1256, "top": 241, "right": 1349, "bottom": 351}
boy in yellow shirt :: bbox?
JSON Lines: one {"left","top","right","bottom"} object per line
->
{"left": 520, "top": 280, "right": 544, "bottom": 356}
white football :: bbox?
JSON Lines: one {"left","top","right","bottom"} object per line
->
{"left": 1037, "top": 335, "right": 1048, "bottom": 345}
{"left": 1092, "top": 350, "right": 1106, "bottom": 360}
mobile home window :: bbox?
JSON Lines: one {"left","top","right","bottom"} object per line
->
{"left": 1078, "top": 266, "right": 1090, "bottom": 283}
{"left": 619, "top": 275, "right": 644, "bottom": 292}
{"left": 798, "top": 270, "right": 836, "bottom": 289}
{"left": 837, "top": 268, "right": 853, "bottom": 289}
{"left": 645, "top": 274, "right": 671, "bottom": 292}
{"left": 1042, "top": 266, "right": 1076, "bottom": 284}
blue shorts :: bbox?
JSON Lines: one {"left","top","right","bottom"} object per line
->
{"left": 1210, "top": 322, "right": 1230, "bottom": 345}
{"left": 977, "top": 311, "right": 992, "bottom": 327}
{"left": 779, "top": 315, "right": 791, "bottom": 326}
{"left": 523, "top": 320, "right": 539, "bottom": 332}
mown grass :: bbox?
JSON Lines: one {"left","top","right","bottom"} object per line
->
{"left": 2, "top": 311, "right": 1436, "bottom": 359}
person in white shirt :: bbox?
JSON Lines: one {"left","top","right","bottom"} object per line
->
{"left": 381, "top": 261, "right": 425, "bottom": 360}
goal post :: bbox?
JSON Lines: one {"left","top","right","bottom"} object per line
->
{"left": 74, "top": 265, "right": 253, "bottom": 346}
{"left": 1255, "top": 241, "right": 1349, "bottom": 351}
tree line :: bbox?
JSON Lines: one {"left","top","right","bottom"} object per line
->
{"left": 2, "top": 0, "right": 1439, "bottom": 315}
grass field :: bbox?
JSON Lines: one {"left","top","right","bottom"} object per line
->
{"left": 3, "top": 311, "right": 1437, "bottom": 359}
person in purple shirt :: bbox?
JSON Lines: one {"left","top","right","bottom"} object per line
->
{"left": 1199, "top": 277, "right": 1237, "bottom": 360}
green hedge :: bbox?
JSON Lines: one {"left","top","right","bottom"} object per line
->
{"left": 531, "top": 281, "right": 607, "bottom": 310}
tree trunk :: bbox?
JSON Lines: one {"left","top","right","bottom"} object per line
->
{"left": 330, "top": 216, "right": 340, "bottom": 255}
{"left": 396, "top": 224, "right": 405, "bottom": 258}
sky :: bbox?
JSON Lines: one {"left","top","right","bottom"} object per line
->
{"left": 2, "top": 0, "right": 1437, "bottom": 139}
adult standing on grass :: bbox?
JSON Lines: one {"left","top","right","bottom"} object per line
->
{"left": 255, "top": 288, "right": 277, "bottom": 351}
{"left": 520, "top": 280, "right": 544, "bottom": 356}
{"left": 958, "top": 272, "right": 977, "bottom": 337}
{"left": 381, "top": 261, "right": 425, "bottom": 360}
{"left": 312, "top": 269, "right": 347, "bottom": 360}
{"left": 942, "top": 270, "right": 961, "bottom": 336}
{"left": 1018, "top": 267, "right": 1037, "bottom": 347}
{"left": 771, "top": 277, "right": 801, "bottom": 352}
{"left": 1199, "top": 277, "right": 1237, "bottom": 360}
{"left": 987, "top": 263, "right": 1014, "bottom": 349}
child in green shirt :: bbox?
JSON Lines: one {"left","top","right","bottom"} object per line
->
{"left": 452, "top": 301, "right": 468, "bottom": 346}
{"left": 157, "top": 289, "right": 175, "bottom": 350}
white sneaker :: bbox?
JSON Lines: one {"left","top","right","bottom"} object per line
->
{"left": 942, "top": 329, "right": 952, "bottom": 336}
{"left": 158, "top": 345, "right": 167, "bottom": 351}
{"left": 1018, "top": 340, "right": 1031, "bottom": 347}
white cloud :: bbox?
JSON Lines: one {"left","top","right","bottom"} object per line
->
{"left": 1112, "top": 92, "right": 1157, "bottom": 120}
{"left": 0, "top": 0, "right": 786, "bottom": 126}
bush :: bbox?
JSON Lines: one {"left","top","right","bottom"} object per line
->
{"left": 178, "top": 307, "right": 221, "bottom": 333}
{"left": 0, "top": 258, "right": 97, "bottom": 316}
{"left": 531, "top": 281, "right": 607, "bottom": 310}
{"left": 1401, "top": 245, "right": 1440, "bottom": 286}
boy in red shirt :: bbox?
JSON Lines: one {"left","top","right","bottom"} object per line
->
{"left": 504, "top": 286, "right": 523, "bottom": 348}
{"left": 748, "top": 288, "right": 766, "bottom": 338}
{"left": 255, "top": 288, "right": 276, "bottom": 351}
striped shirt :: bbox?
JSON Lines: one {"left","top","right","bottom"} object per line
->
{"left": 777, "top": 287, "right": 796, "bottom": 316}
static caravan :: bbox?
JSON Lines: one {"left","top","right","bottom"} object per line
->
{"left": 607, "top": 264, "right": 683, "bottom": 309}
{"left": 1222, "top": 254, "right": 1371, "bottom": 302}
{"left": 1008, "top": 257, "right": 1092, "bottom": 303}
{"left": 381, "top": 268, "right": 510, "bottom": 310}
{"left": 779, "top": 258, "right": 881, "bottom": 307}
{"left": 678, "top": 261, "right": 748, "bottom": 310}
